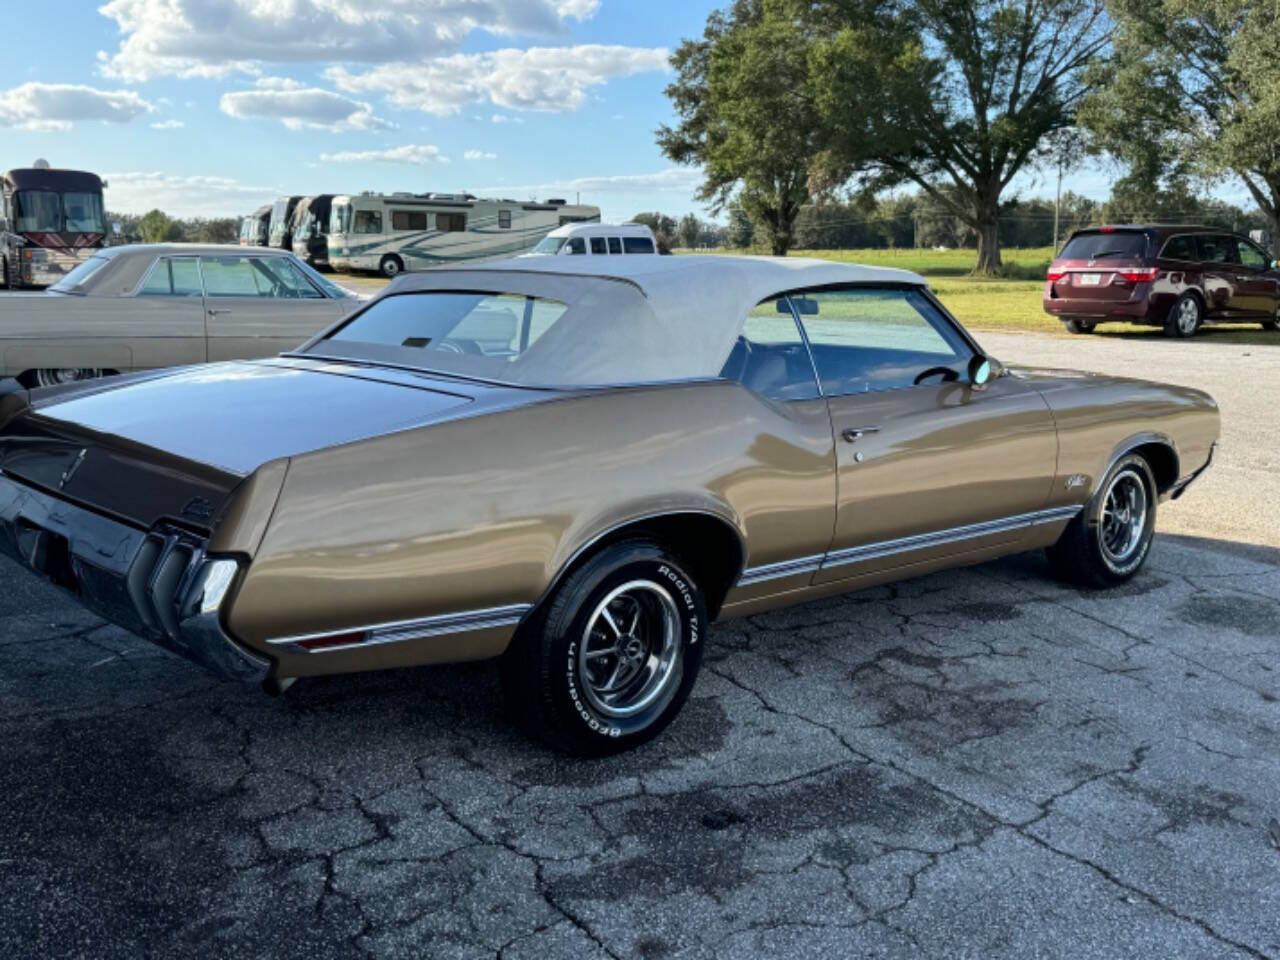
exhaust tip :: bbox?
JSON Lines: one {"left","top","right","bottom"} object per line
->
{"left": 263, "top": 675, "right": 296, "bottom": 697}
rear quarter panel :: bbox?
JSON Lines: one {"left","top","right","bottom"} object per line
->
{"left": 228, "top": 381, "right": 837, "bottom": 673}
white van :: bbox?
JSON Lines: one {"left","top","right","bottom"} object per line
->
{"left": 527, "top": 222, "right": 659, "bottom": 257}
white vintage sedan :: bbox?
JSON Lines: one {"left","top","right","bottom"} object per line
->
{"left": 0, "top": 244, "right": 362, "bottom": 386}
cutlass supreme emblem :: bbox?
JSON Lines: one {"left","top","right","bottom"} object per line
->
{"left": 59, "top": 448, "right": 87, "bottom": 489}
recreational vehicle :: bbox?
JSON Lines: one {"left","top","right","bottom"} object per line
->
{"left": 290, "top": 194, "right": 336, "bottom": 267}
{"left": 239, "top": 205, "right": 271, "bottom": 246}
{"left": 327, "top": 192, "right": 600, "bottom": 276}
{"left": 267, "top": 195, "right": 304, "bottom": 250}
{"left": 1, "top": 162, "right": 108, "bottom": 288}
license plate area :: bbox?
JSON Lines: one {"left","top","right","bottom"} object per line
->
{"left": 1078, "top": 273, "right": 1103, "bottom": 286}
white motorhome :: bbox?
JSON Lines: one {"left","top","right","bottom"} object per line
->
{"left": 527, "top": 222, "right": 659, "bottom": 257}
{"left": 327, "top": 193, "right": 600, "bottom": 277}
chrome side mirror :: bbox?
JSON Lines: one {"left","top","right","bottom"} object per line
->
{"left": 968, "top": 354, "right": 992, "bottom": 390}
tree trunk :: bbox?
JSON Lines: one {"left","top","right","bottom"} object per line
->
{"left": 973, "top": 206, "right": 1002, "bottom": 275}
{"left": 769, "top": 206, "right": 794, "bottom": 256}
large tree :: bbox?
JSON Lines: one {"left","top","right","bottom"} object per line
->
{"left": 1079, "top": 0, "right": 1280, "bottom": 251}
{"left": 811, "top": 0, "right": 1111, "bottom": 273}
{"left": 659, "top": 1, "right": 840, "bottom": 255}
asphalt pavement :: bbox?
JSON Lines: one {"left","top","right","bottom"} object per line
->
{"left": 1, "top": 331, "right": 1278, "bottom": 959}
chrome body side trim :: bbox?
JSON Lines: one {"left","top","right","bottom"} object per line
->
{"left": 820, "top": 506, "right": 1081, "bottom": 570}
{"left": 737, "top": 554, "right": 824, "bottom": 586}
{"left": 732, "top": 506, "right": 1083, "bottom": 588}
{"left": 268, "top": 603, "right": 532, "bottom": 654}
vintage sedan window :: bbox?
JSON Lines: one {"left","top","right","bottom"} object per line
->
{"left": 49, "top": 255, "right": 110, "bottom": 292}
{"left": 139, "top": 258, "right": 202, "bottom": 297}
{"left": 720, "top": 298, "right": 820, "bottom": 401}
{"left": 201, "top": 255, "right": 318, "bottom": 298}
{"left": 795, "top": 288, "right": 970, "bottom": 395}
{"left": 256, "top": 257, "right": 323, "bottom": 298}
{"left": 329, "top": 293, "right": 568, "bottom": 360}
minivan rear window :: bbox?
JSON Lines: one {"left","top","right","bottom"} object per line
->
{"left": 1059, "top": 231, "right": 1148, "bottom": 261}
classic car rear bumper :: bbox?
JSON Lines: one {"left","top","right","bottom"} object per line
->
{"left": 0, "top": 471, "right": 269, "bottom": 681}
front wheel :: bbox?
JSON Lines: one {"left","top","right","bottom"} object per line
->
{"left": 1047, "top": 453, "right": 1157, "bottom": 588}
{"left": 1064, "top": 320, "right": 1096, "bottom": 335}
{"left": 502, "top": 539, "right": 706, "bottom": 755}
{"left": 1164, "top": 293, "right": 1202, "bottom": 338}
{"left": 378, "top": 255, "right": 404, "bottom": 279}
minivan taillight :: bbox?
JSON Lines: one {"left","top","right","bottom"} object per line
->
{"left": 1046, "top": 268, "right": 1065, "bottom": 283}
{"left": 1117, "top": 267, "right": 1159, "bottom": 283}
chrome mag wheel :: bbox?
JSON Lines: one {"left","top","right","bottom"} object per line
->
{"left": 1176, "top": 297, "right": 1199, "bottom": 335}
{"left": 1099, "top": 468, "right": 1148, "bottom": 567}
{"left": 34, "top": 367, "right": 101, "bottom": 387}
{"left": 578, "top": 579, "right": 682, "bottom": 719}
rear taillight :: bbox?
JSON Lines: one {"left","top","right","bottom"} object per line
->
{"left": 1117, "top": 267, "right": 1159, "bottom": 283}
{"left": 1046, "top": 267, "right": 1065, "bottom": 283}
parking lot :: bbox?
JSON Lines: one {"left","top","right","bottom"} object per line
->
{"left": 2, "top": 331, "right": 1278, "bottom": 959}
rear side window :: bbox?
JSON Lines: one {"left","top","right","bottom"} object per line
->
{"left": 1059, "top": 231, "right": 1148, "bottom": 260}
{"left": 590, "top": 237, "right": 607, "bottom": 254}
{"left": 607, "top": 237, "right": 622, "bottom": 254}
{"left": 1160, "top": 235, "right": 1198, "bottom": 261}
{"left": 138, "top": 258, "right": 202, "bottom": 297}
{"left": 623, "top": 237, "right": 655, "bottom": 254}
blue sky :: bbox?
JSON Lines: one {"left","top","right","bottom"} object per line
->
{"left": 0, "top": 0, "right": 1250, "bottom": 223}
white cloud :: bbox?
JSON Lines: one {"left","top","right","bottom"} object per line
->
{"left": 320, "top": 144, "right": 450, "bottom": 165}
{"left": 0, "top": 82, "right": 152, "bottom": 130}
{"left": 464, "top": 149, "right": 498, "bottom": 161}
{"left": 103, "top": 171, "right": 277, "bottom": 218}
{"left": 491, "top": 114, "right": 524, "bottom": 124}
{"left": 150, "top": 119, "right": 185, "bottom": 129}
{"left": 476, "top": 168, "right": 702, "bottom": 196}
{"left": 327, "top": 44, "right": 669, "bottom": 116}
{"left": 220, "top": 78, "right": 392, "bottom": 131}
{"left": 97, "top": 0, "right": 604, "bottom": 81}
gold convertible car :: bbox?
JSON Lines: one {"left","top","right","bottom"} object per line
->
{"left": 0, "top": 256, "right": 1219, "bottom": 753}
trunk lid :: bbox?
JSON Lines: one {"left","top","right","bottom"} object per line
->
{"left": 0, "top": 359, "right": 477, "bottom": 531}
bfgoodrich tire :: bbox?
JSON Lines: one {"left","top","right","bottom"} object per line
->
{"left": 502, "top": 540, "right": 706, "bottom": 755}
{"left": 1047, "top": 453, "right": 1157, "bottom": 588}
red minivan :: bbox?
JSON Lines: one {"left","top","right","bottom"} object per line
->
{"left": 1043, "top": 225, "right": 1280, "bottom": 337}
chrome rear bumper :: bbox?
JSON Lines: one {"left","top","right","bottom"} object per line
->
{"left": 0, "top": 472, "right": 268, "bottom": 681}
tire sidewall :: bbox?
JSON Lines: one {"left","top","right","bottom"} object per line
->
{"left": 1088, "top": 455, "right": 1156, "bottom": 579}
{"left": 544, "top": 546, "right": 705, "bottom": 749}
{"left": 380, "top": 255, "right": 403, "bottom": 278}
{"left": 1170, "top": 294, "right": 1202, "bottom": 337}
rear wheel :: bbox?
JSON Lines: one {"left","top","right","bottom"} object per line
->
{"left": 1047, "top": 453, "right": 1157, "bottom": 588}
{"left": 1164, "top": 293, "right": 1202, "bottom": 338}
{"left": 1064, "top": 320, "right": 1096, "bottom": 335}
{"left": 378, "top": 254, "right": 404, "bottom": 279}
{"left": 1262, "top": 309, "right": 1279, "bottom": 331}
{"left": 502, "top": 539, "right": 706, "bottom": 755}
{"left": 28, "top": 367, "right": 104, "bottom": 388}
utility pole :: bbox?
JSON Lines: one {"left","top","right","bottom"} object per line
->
{"left": 1053, "top": 154, "right": 1063, "bottom": 254}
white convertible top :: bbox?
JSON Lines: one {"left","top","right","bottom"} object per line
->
{"left": 324, "top": 256, "right": 927, "bottom": 386}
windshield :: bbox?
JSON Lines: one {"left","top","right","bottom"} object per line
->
{"left": 297, "top": 213, "right": 316, "bottom": 239}
{"left": 268, "top": 200, "right": 291, "bottom": 243}
{"left": 63, "top": 192, "right": 105, "bottom": 233}
{"left": 532, "top": 235, "right": 566, "bottom": 254}
{"left": 1059, "top": 231, "right": 1148, "bottom": 260}
{"left": 14, "top": 191, "right": 62, "bottom": 231}
{"left": 49, "top": 254, "right": 110, "bottom": 292}
{"left": 331, "top": 202, "right": 351, "bottom": 235}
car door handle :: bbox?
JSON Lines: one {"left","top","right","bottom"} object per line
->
{"left": 207, "top": 308, "right": 232, "bottom": 316}
{"left": 841, "top": 426, "right": 880, "bottom": 443}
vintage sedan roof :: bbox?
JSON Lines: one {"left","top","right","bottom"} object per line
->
{"left": 314, "top": 256, "right": 928, "bottom": 387}
{"left": 52, "top": 243, "right": 304, "bottom": 297}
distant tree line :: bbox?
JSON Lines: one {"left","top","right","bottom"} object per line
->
{"left": 107, "top": 209, "right": 240, "bottom": 245}
{"left": 658, "top": 0, "right": 1280, "bottom": 272}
